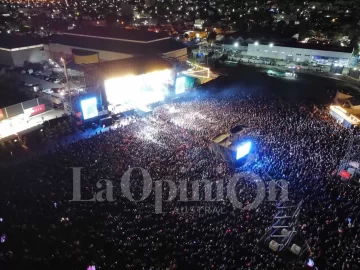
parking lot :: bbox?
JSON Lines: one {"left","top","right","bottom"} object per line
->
{"left": 13, "top": 72, "right": 62, "bottom": 90}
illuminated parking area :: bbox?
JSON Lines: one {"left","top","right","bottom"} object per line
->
{"left": 104, "top": 69, "right": 172, "bottom": 112}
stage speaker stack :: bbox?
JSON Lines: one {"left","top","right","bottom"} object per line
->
{"left": 269, "top": 240, "right": 280, "bottom": 252}
{"left": 290, "top": 244, "right": 301, "bottom": 255}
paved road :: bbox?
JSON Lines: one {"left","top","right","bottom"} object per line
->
{"left": 209, "top": 65, "right": 360, "bottom": 103}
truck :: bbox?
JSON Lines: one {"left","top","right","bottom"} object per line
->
{"left": 39, "top": 89, "right": 64, "bottom": 107}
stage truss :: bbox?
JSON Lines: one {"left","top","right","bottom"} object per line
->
{"left": 253, "top": 166, "right": 311, "bottom": 259}
{"left": 182, "top": 62, "right": 210, "bottom": 79}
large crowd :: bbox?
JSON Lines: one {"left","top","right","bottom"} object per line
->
{"left": 0, "top": 88, "right": 359, "bottom": 270}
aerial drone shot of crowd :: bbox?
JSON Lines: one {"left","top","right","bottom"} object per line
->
{"left": 0, "top": 83, "right": 359, "bottom": 270}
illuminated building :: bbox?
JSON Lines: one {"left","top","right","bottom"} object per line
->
{"left": 247, "top": 43, "right": 352, "bottom": 66}
{"left": 194, "top": 19, "right": 205, "bottom": 29}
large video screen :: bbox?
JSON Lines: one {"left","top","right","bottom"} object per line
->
{"left": 81, "top": 97, "right": 98, "bottom": 120}
{"left": 236, "top": 141, "right": 251, "bottom": 160}
{"left": 175, "top": 76, "right": 186, "bottom": 94}
{"left": 104, "top": 69, "right": 171, "bottom": 111}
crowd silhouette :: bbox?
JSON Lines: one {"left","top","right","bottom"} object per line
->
{"left": 0, "top": 88, "right": 359, "bottom": 270}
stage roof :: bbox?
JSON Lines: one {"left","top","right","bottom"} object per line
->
{"left": 0, "top": 34, "right": 43, "bottom": 50}
{"left": 84, "top": 55, "right": 173, "bottom": 79}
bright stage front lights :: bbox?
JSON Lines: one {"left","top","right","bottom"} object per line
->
{"left": 104, "top": 75, "right": 137, "bottom": 105}
{"left": 104, "top": 69, "right": 171, "bottom": 112}
{"left": 175, "top": 76, "right": 186, "bottom": 94}
{"left": 81, "top": 97, "right": 98, "bottom": 120}
{"left": 236, "top": 141, "right": 252, "bottom": 160}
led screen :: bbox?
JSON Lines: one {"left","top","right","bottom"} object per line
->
{"left": 306, "top": 259, "right": 315, "bottom": 267}
{"left": 236, "top": 141, "right": 251, "bottom": 160}
{"left": 81, "top": 97, "right": 98, "bottom": 120}
{"left": 175, "top": 76, "right": 186, "bottom": 94}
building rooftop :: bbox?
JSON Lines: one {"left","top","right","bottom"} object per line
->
{"left": 49, "top": 33, "right": 186, "bottom": 55}
{"left": 83, "top": 55, "right": 173, "bottom": 79}
{"left": 64, "top": 26, "right": 170, "bottom": 42}
{"left": 0, "top": 34, "right": 43, "bottom": 50}
{"left": 71, "top": 48, "right": 98, "bottom": 56}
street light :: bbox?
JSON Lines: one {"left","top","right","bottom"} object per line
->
{"left": 234, "top": 42, "right": 239, "bottom": 47}
{"left": 269, "top": 43, "right": 274, "bottom": 47}
{"left": 254, "top": 41, "right": 259, "bottom": 46}
{"left": 61, "top": 57, "right": 72, "bottom": 114}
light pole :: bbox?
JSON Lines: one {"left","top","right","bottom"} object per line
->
{"left": 61, "top": 57, "right": 73, "bottom": 115}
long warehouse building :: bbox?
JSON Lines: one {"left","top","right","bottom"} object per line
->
{"left": 45, "top": 26, "right": 188, "bottom": 64}
{"left": 247, "top": 42, "right": 353, "bottom": 66}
